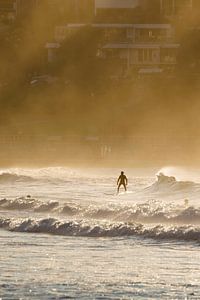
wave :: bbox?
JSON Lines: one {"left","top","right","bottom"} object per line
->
{"left": 0, "top": 172, "right": 35, "bottom": 183}
{"left": 0, "top": 217, "right": 200, "bottom": 241}
{"left": 145, "top": 173, "right": 200, "bottom": 194}
{"left": 0, "top": 167, "right": 106, "bottom": 182}
{"left": 1, "top": 197, "right": 200, "bottom": 225}
{"left": 0, "top": 197, "right": 59, "bottom": 212}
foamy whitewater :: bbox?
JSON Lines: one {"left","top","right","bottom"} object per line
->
{"left": 0, "top": 167, "right": 200, "bottom": 299}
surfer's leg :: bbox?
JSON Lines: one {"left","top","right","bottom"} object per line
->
{"left": 117, "top": 183, "right": 121, "bottom": 194}
{"left": 123, "top": 183, "right": 127, "bottom": 191}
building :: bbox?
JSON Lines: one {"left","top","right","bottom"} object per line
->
{"left": 0, "top": 0, "right": 17, "bottom": 21}
{"left": 0, "top": 0, "right": 16, "bottom": 13}
{"left": 0, "top": 0, "right": 44, "bottom": 24}
{"left": 101, "top": 23, "right": 178, "bottom": 75}
{"left": 51, "top": 22, "right": 179, "bottom": 76}
{"left": 95, "top": 0, "right": 141, "bottom": 13}
{"left": 47, "top": 0, "right": 192, "bottom": 77}
{"left": 45, "top": 0, "right": 95, "bottom": 22}
{"left": 95, "top": 0, "right": 146, "bottom": 22}
{"left": 160, "top": 0, "right": 193, "bottom": 17}
{"left": 15, "top": 0, "right": 39, "bottom": 17}
{"left": 74, "top": 0, "right": 95, "bottom": 21}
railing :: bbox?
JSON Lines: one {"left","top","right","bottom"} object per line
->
{"left": 103, "top": 36, "right": 175, "bottom": 44}
{"left": 134, "top": 36, "right": 174, "bottom": 43}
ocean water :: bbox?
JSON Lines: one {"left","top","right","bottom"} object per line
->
{"left": 0, "top": 167, "right": 200, "bottom": 299}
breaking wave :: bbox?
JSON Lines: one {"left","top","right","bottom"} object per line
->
{"left": 0, "top": 167, "right": 104, "bottom": 183}
{"left": 0, "top": 197, "right": 59, "bottom": 212}
{"left": 0, "top": 173, "right": 35, "bottom": 183}
{"left": 1, "top": 196, "right": 200, "bottom": 225}
{"left": 145, "top": 173, "right": 200, "bottom": 194}
{"left": 0, "top": 217, "right": 200, "bottom": 242}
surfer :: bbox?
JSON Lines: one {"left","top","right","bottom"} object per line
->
{"left": 117, "top": 171, "right": 128, "bottom": 194}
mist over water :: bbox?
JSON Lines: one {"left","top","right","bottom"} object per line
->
{"left": 0, "top": 1, "right": 200, "bottom": 167}
{"left": 1, "top": 1, "right": 200, "bottom": 299}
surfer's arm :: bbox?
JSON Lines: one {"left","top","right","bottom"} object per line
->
{"left": 125, "top": 177, "right": 128, "bottom": 185}
{"left": 117, "top": 176, "right": 121, "bottom": 185}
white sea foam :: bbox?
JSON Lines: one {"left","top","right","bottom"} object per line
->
{"left": 1, "top": 169, "right": 199, "bottom": 197}
{"left": 1, "top": 168, "right": 200, "bottom": 299}
{"left": 0, "top": 196, "right": 200, "bottom": 225}
{"left": 1, "top": 171, "right": 200, "bottom": 240}
{"left": 145, "top": 172, "right": 200, "bottom": 194}
{"left": 0, "top": 217, "right": 200, "bottom": 241}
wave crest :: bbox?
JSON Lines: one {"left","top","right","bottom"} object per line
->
{"left": 145, "top": 173, "right": 200, "bottom": 194}
{"left": 0, "top": 197, "right": 59, "bottom": 212}
{"left": 1, "top": 217, "right": 200, "bottom": 241}
{"left": 0, "top": 172, "right": 35, "bottom": 183}
{"left": 1, "top": 197, "right": 200, "bottom": 225}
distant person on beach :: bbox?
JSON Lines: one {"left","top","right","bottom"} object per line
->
{"left": 117, "top": 171, "right": 128, "bottom": 194}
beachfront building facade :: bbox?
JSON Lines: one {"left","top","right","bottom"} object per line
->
{"left": 0, "top": 0, "right": 40, "bottom": 20}
{"left": 51, "top": 22, "right": 179, "bottom": 76}
{"left": 45, "top": 0, "right": 95, "bottom": 22}
{"left": 46, "top": 0, "right": 183, "bottom": 77}
{"left": 0, "top": 0, "right": 17, "bottom": 21}
{"left": 95, "top": 0, "right": 141, "bottom": 11}
{"left": 101, "top": 23, "right": 179, "bottom": 76}
{"left": 94, "top": 0, "right": 144, "bottom": 21}
{"left": 15, "top": 0, "right": 39, "bottom": 16}
{"left": 160, "top": 0, "right": 193, "bottom": 17}
{"left": 95, "top": 0, "right": 198, "bottom": 21}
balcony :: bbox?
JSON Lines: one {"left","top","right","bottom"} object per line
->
{"left": 135, "top": 35, "right": 174, "bottom": 43}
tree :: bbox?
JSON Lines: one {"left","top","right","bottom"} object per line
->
{"left": 50, "top": 26, "right": 110, "bottom": 92}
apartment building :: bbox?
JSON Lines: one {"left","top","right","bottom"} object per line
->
{"left": 47, "top": 0, "right": 193, "bottom": 76}
{"left": 52, "top": 22, "right": 178, "bottom": 76}
{"left": 0, "top": 0, "right": 16, "bottom": 20}
{"left": 15, "top": 0, "right": 39, "bottom": 17}
{"left": 95, "top": 0, "right": 146, "bottom": 22}
{"left": 160, "top": 0, "right": 193, "bottom": 17}
{"left": 101, "top": 23, "right": 178, "bottom": 73}
{"left": 95, "top": 0, "right": 197, "bottom": 21}
{"left": 74, "top": 0, "right": 95, "bottom": 21}
{"left": 45, "top": 0, "right": 94, "bottom": 22}
{"left": 95, "top": 0, "right": 141, "bottom": 13}
{"left": 98, "top": 0, "right": 194, "bottom": 18}
{"left": 0, "top": 0, "right": 16, "bottom": 12}
{"left": 0, "top": 0, "right": 48, "bottom": 23}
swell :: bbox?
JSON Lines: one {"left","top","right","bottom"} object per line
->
{"left": 0, "top": 217, "right": 200, "bottom": 242}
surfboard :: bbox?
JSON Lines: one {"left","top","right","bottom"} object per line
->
{"left": 104, "top": 192, "right": 116, "bottom": 196}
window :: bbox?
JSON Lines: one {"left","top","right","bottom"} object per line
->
{"left": 137, "top": 49, "right": 156, "bottom": 63}
{"left": 160, "top": 48, "right": 176, "bottom": 63}
{"left": 138, "top": 49, "right": 143, "bottom": 62}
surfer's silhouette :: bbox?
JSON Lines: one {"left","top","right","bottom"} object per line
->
{"left": 117, "top": 171, "right": 128, "bottom": 194}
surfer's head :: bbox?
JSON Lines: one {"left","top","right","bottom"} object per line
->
{"left": 121, "top": 171, "right": 124, "bottom": 175}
